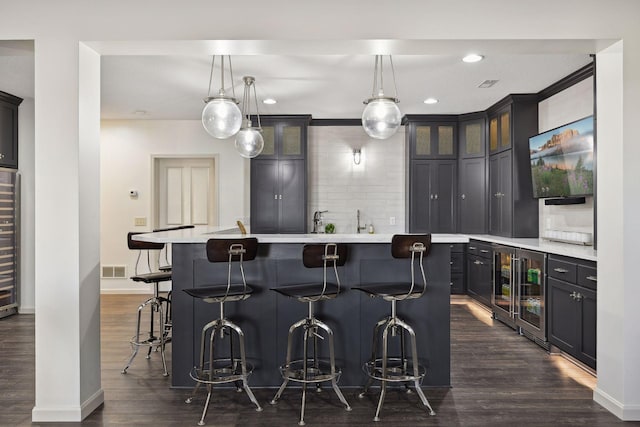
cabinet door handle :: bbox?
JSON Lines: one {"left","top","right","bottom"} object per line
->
{"left": 434, "top": 194, "right": 438, "bottom": 200}
{"left": 480, "top": 249, "right": 489, "bottom": 254}
{"left": 0, "top": 154, "right": 4, "bottom": 159}
{"left": 469, "top": 246, "right": 476, "bottom": 250}
{"left": 461, "top": 194, "right": 466, "bottom": 200}
{"left": 274, "top": 194, "right": 278, "bottom": 200}
{"left": 279, "top": 194, "right": 282, "bottom": 200}
{"left": 494, "top": 193, "right": 500, "bottom": 198}
{"left": 586, "top": 275, "right": 597, "bottom": 282}
{"left": 553, "top": 267, "right": 569, "bottom": 274}
{"left": 430, "top": 194, "right": 434, "bottom": 200}
{"left": 575, "top": 292, "right": 583, "bottom": 301}
{"left": 474, "top": 260, "right": 483, "bottom": 265}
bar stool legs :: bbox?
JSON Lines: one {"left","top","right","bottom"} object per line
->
{"left": 271, "top": 302, "right": 351, "bottom": 426}
{"left": 359, "top": 300, "right": 435, "bottom": 422}
{"left": 185, "top": 309, "right": 262, "bottom": 426}
{"left": 122, "top": 283, "right": 170, "bottom": 376}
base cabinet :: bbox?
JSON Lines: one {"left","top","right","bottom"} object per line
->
{"left": 450, "top": 243, "right": 465, "bottom": 294}
{"left": 0, "top": 91, "right": 22, "bottom": 169}
{"left": 547, "top": 255, "right": 597, "bottom": 369}
{"left": 466, "top": 240, "right": 492, "bottom": 306}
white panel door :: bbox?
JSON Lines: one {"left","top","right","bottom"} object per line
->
{"left": 156, "top": 158, "right": 217, "bottom": 229}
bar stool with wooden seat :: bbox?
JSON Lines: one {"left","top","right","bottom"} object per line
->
{"left": 270, "top": 243, "right": 352, "bottom": 426}
{"left": 122, "top": 232, "right": 173, "bottom": 376}
{"left": 353, "top": 234, "right": 436, "bottom": 422}
{"left": 183, "top": 238, "right": 262, "bottom": 426}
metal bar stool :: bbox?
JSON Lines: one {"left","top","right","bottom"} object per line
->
{"left": 122, "top": 232, "right": 173, "bottom": 376}
{"left": 183, "top": 238, "right": 262, "bottom": 426}
{"left": 270, "top": 243, "right": 352, "bottom": 426}
{"left": 353, "top": 234, "right": 436, "bottom": 422}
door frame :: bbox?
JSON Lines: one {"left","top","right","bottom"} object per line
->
{"left": 150, "top": 154, "right": 220, "bottom": 230}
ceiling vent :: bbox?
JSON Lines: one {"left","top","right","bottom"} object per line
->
{"left": 478, "top": 80, "right": 499, "bottom": 88}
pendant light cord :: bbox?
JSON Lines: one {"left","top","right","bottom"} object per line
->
{"left": 206, "top": 55, "right": 237, "bottom": 99}
{"left": 370, "top": 55, "right": 399, "bottom": 101}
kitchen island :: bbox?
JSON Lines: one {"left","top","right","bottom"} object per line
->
{"left": 135, "top": 229, "right": 466, "bottom": 388}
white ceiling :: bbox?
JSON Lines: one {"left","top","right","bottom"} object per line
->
{"left": 0, "top": 40, "right": 592, "bottom": 120}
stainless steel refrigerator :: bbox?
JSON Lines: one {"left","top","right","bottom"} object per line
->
{"left": 0, "top": 168, "right": 18, "bottom": 318}
{"left": 492, "top": 245, "right": 547, "bottom": 343}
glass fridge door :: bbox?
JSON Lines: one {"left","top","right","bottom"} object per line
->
{"left": 516, "top": 250, "right": 546, "bottom": 338}
{"left": 492, "top": 248, "right": 512, "bottom": 316}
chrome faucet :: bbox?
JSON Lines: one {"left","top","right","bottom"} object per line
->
{"left": 312, "top": 210, "right": 328, "bottom": 233}
{"left": 356, "top": 209, "right": 366, "bottom": 234}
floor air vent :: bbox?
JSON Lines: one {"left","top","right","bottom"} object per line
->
{"left": 101, "top": 265, "right": 127, "bottom": 279}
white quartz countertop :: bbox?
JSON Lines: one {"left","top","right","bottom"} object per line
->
{"left": 465, "top": 234, "right": 597, "bottom": 261}
{"left": 132, "top": 227, "right": 596, "bottom": 261}
{"left": 132, "top": 226, "right": 467, "bottom": 244}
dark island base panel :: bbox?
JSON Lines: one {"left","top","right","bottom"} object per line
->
{"left": 171, "top": 243, "right": 451, "bottom": 388}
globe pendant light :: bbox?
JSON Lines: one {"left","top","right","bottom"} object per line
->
{"left": 202, "top": 55, "right": 242, "bottom": 139}
{"left": 362, "top": 55, "right": 402, "bottom": 140}
{"left": 235, "top": 76, "right": 264, "bottom": 158}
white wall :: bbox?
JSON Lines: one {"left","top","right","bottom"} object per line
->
{"left": 538, "top": 77, "right": 595, "bottom": 239}
{"left": 100, "top": 120, "right": 249, "bottom": 292}
{"left": 308, "top": 126, "right": 406, "bottom": 234}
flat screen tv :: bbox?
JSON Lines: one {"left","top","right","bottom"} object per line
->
{"left": 529, "top": 116, "right": 594, "bottom": 199}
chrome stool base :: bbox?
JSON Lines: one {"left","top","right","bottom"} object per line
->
{"left": 270, "top": 316, "right": 351, "bottom": 426}
{"left": 121, "top": 293, "right": 171, "bottom": 377}
{"left": 185, "top": 317, "right": 262, "bottom": 426}
{"left": 359, "top": 312, "right": 436, "bottom": 421}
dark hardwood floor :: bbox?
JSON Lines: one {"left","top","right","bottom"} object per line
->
{"left": 1, "top": 294, "right": 635, "bottom": 426}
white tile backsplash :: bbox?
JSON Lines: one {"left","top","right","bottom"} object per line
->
{"left": 308, "top": 126, "right": 406, "bottom": 234}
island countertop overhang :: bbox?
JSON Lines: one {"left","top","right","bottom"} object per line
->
{"left": 132, "top": 227, "right": 468, "bottom": 244}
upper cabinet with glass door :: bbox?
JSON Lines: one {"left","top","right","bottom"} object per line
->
{"left": 458, "top": 113, "right": 487, "bottom": 159}
{"left": 405, "top": 115, "right": 458, "bottom": 160}
{"left": 488, "top": 106, "right": 511, "bottom": 154}
{"left": 254, "top": 115, "right": 311, "bottom": 160}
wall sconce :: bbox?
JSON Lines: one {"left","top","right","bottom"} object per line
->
{"left": 353, "top": 148, "right": 362, "bottom": 165}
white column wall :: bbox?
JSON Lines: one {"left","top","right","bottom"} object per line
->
{"left": 31, "top": 39, "right": 103, "bottom": 421}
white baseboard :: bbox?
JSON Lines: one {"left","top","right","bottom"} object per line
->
{"left": 32, "top": 388, "right": 104, "bottom": 422}
{"left": 594, "top": 387, "right": 640, "bottom": 420}
{"left": 18, "top": 306, "right": 35, "bottom": 314}
{"left": 100, "top": 289, "right": 153, "bottom": 295}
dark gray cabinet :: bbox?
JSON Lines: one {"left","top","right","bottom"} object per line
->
{"left": 0, "top": 91, "right": 22, "bottom": 169}
{"left": 450, "top": 243, "right": 465, "bottom": 294}
{"left": 489, "top": 150, "right": 513, "bottom": 235}
{"left": 466, "top": 240, "right": 492, "bottom": 306}
{"left": 458, "top": 157, "right": 487, "bottom": 233}
{"left": 486, "top": 95, "right": 539, "bottom": 238}
{"left": 250, "top": 115, "right": 310, "bottom": 233}
{"left": 547, "top": 255, "right": 597, "bottom": 369}
{"left": 408, "top": 160, "right": 456, "bottom": 233}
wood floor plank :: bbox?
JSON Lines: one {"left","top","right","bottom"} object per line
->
{"left": 1, "top": 294, "right": 637, "bottom": 426}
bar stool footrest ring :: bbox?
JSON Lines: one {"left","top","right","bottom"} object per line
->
{"left": 190, "top": 359, "right": 254, "bottom": 385}
{"left": 279, "top": 359, "right": 342, "bottom": 384}
{"left": 363, "top": 357, "right": 426, "bottom": 382}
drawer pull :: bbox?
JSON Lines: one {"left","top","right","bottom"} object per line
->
{"left": 586, "top": 275, "right": 597, "bottom": 282}
{"left": 480, "top": 249, "right": 489, "bottom": 253}
{"left": 553, "top": 267, "right": 569, "bottom": 274}
{"left": 474, "top": 260, "right": 483, "bottom": 265}
{"left": 469, "top": 246, "right": 476, "bottom": 250}
{"left": 450, "top": 261, "right": 453, "bottom": 265}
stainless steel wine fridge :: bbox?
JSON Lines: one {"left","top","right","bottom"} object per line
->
{"left": 492, "top": 245, "right": 547, "bottom": 343}
{"left": 0, "top": 168, "right": 18, "bottom": 318}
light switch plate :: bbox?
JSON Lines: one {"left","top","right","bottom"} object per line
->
{"left": 134, "top": 217, "right": 147, "bottom": 226}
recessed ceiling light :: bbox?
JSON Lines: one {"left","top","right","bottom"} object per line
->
{"left": 263, "top": 98, "right": 277, "bottom": 105}
{"left": 462, "top": 54, "right": 484, "bottom": 63}
{"left": 423, "top": 98, "right": 439, "bottom": 104}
